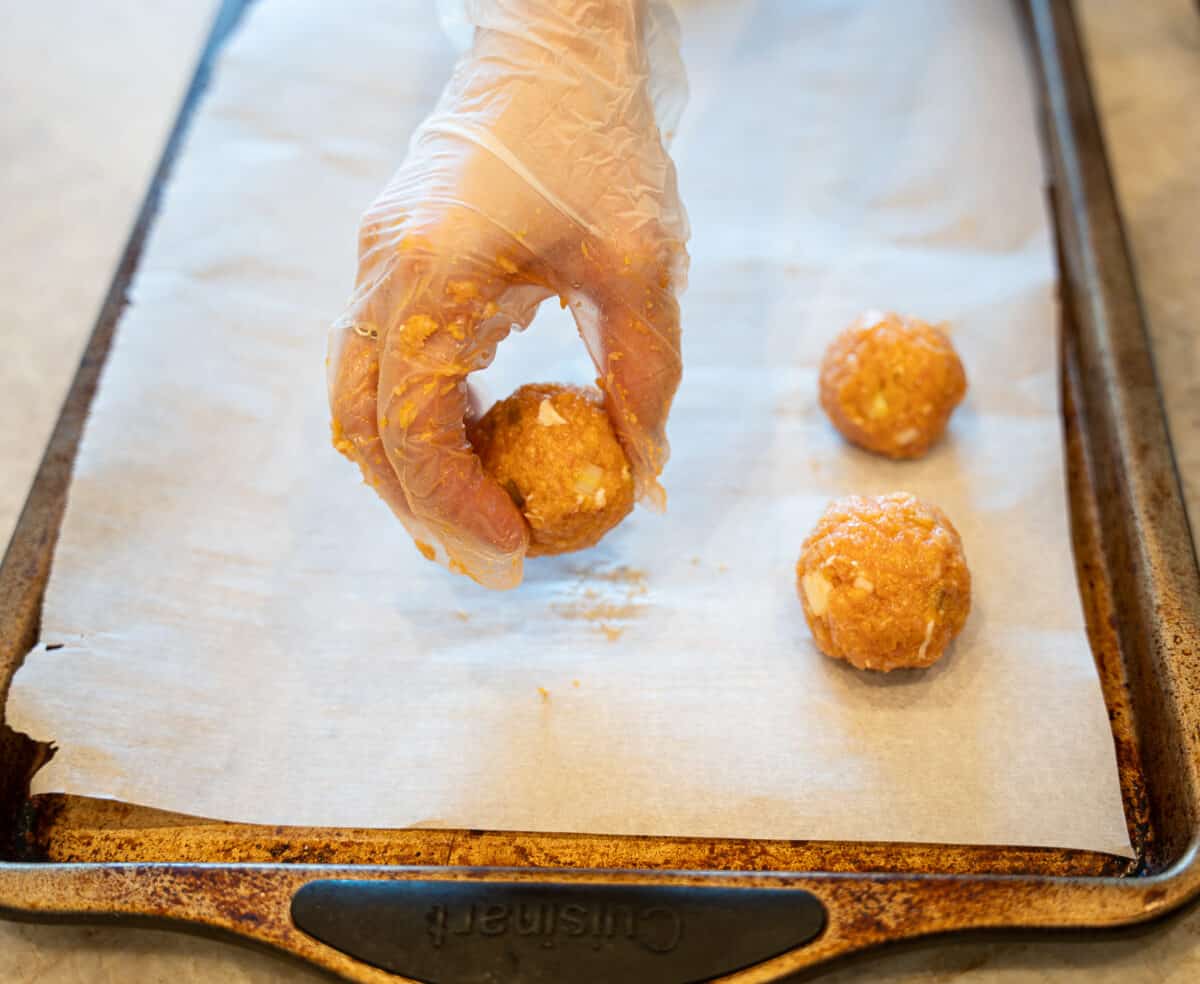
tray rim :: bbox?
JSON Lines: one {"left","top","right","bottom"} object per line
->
{"left": 2, "top": 0, "right": 1200, "bottom": 979}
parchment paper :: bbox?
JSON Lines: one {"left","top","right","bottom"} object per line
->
{"left": 7, "top": 0, "right": 1133, "bottom": 856}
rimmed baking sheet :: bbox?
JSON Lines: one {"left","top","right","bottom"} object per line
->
{"left": 6, "top": 0, "right": 1132, "bottom": 856}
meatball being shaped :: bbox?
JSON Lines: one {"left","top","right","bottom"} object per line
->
{"left": 469, "top": 384, "right": 635, "bottom": 557}
{"left": 819, "top": 312, "right": 966, "bottom": 459}
{"left": 797, "top": 493, "right": 971, "bottom": 672}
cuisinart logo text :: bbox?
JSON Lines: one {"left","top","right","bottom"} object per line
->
{"left": 425, "top": 900, "right": 683, "bottom": 953}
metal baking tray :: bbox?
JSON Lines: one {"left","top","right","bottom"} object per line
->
{"left": 2, "top": 1, "right": 1199, "bottom": 980}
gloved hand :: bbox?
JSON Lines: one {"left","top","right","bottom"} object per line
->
{"left": 328, "top": 0, "right": 690, "bottom": 589}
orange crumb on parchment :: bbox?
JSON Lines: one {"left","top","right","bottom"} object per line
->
{"left": 550, "top": 564, "right": 649, "bottom": 642}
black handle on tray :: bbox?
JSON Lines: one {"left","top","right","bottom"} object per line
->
{"left": 290, "top": 879, "right": 827, "bottom": 983}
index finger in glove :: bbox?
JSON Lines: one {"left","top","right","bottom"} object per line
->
{"left": 328, "top": 296, "right": 442, "bottom": 560}
{"left": 373, "top": 246, "right": 554, "bottom": 590}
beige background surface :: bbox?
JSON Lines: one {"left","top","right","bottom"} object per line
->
{"left": 1, "top": 0, "right": 1197, "bottom": 980}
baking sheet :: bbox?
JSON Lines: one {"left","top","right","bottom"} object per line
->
{"left": 6, "top": 0, "right": 1132, "bottom": 856}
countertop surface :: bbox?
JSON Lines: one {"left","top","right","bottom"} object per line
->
{"left": 1, "top": 0, "right": 1198, "bottom": 980}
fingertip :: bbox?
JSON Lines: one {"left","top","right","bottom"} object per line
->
{"left": 459, "top": 468, "right": 531, "bottom": 557}
{"left": 457, "top": 545, "right": 526, "bottom": 591}
{"left": 394, "top": 438, "right": 530, "bottom": 590}
{"left": 640, "top": 475, "right": 668, "bottom": 513}
{"left": 441, "top": 509, "right": 528, "bottom": 590}
{"left": 451, "top": 479, "right": 529, "bottom": 588}
{"left": 411, "top": 526, "right": 525, "bottom": 590}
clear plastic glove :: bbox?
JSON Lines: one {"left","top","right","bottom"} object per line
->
{"left": 328, "top": 0, "right": 690, "bottom": 589}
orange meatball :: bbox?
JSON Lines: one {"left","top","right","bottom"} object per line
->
{"left": 819, "top": 312, "right": 966, "bottom": 459}
{"left": 469, "top": 383, "right": 634, "bottom": 557}
{"left": 796, "top": 493, "right": 971, "bottom": 672}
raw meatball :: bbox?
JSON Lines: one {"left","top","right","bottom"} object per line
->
{"left": 469, "top": 383, "right": 635, "bottom": 557}
{"left": 819, "top": 312, "right": 966, "bottom": 459}
{"left": 796, "top": 492, "right": 971, "bottom": 672}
